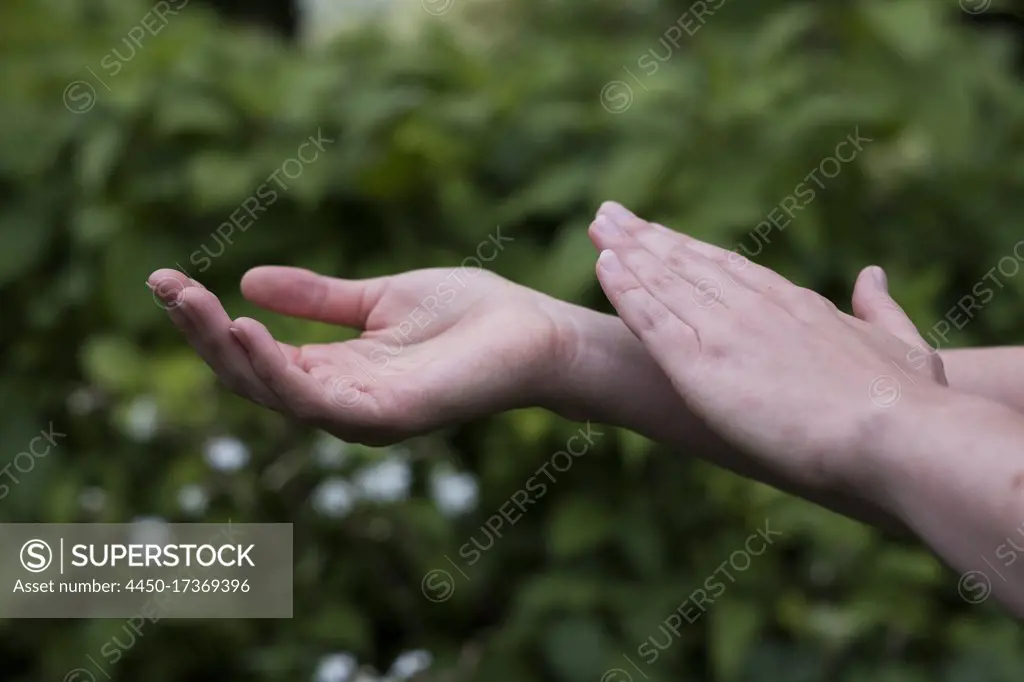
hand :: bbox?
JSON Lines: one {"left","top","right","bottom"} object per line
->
{"left": 587, "top": 202, "right": 948, "bottom": 492}
{"left": 147, "top": 265, "right": 573, "bottom": 444}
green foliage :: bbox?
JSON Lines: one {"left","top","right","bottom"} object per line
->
{"left": 3, "top": 0, "right": 1024, "bottom": 679}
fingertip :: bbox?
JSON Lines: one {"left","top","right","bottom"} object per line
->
{"left": 854, "top": 266, "right": 876, "bottom": 288}
{"left": 148, "top": 269, "right": 203, "bottom": 309}
{"left": 854, "top": 265, "right": 886, "bottom": 291}
{"left": 587, "top": 219, "right": 609, "bottom": 249}
{"left": 239, "top": 267, "right": 336, "bottom": 321}
{"left": 241, "top": 266, "right": 287, "bottom": 299}
{"left": 868, "top": 265, "right": 888, "bottom": 291}
{"left": 226, "top": 321, "right": 251, "bottom": 356}
{"left": 231, "top": 316, "right": 290, "bottom": 372}
{"left": 597, "top": 201, "right": 635, "bottom": 224}
{"left": 147, "top": 268, "right": 191, "bottom": 288}
{"left": 851, "top": 268, "right": 874, "bottom": 317}
{"left": 229, "top": 316, "right": 265, "bottom": 343}
{"left": 597, "top": 249, "right": 623, "bottom": 275}
{"left": 852, "top": 265, "right": 889, "bottom": 306}
{"left": 227, "top": 322, "right": 256, "bottom": 358}
{"left": 238, "top": 269, "right": 259, "bottom": 298}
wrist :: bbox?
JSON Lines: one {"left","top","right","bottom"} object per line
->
{"left": 535, "top": 299, "right": 681, "bottom": 428}
{"left": 533, "top": 299, "right": 607, "bottom": 421}
{"left": 530, "top": 297, "right": 627, "bottom": 420}
{"left": 853, "top": 385, "right": 1017, "bottom": 520}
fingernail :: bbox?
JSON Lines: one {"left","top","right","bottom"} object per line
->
{"left": 597, "top": 249, "right": 623, "bottom": 273}
{"left": 871, "top": 266, "right": 888, "bottom": 291}
{"left": 592, "top": 216, "right": 622, "bottom": 238}
{"left": 598, "top": 201, "right": 634, "bottom": 224}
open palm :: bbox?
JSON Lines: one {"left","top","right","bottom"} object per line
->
{"left": 148, "top": 265, "right": 569, "bottom": 444}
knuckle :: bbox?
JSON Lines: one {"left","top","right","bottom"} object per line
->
{"left": 724, "top": 250, "right": 750, "bottom": 270}
{"left": 708, "top": 252, "right": 733, "bottom": 273}
{"left": 647, "top": 270, "right": 678, "bottom": 295}
{"left": 620, "top": 287, "right": 673, "bottom": 333}
{"left": 662, "top": 247, "right": 691, "bottom": 272}
{"left": 614, "top": 284, "right": 663, "bottom": 329}
{"left": 609, "top": 280, "right": 642, "bottom": 306}
{"left": 639, "top": 301, "right": 673, "bottom": 332}
{"left": 795, "top": 286, "right": 822, "bottom": 302}
{"left": 794, "top": 286, "right": 834, "bottom": 311}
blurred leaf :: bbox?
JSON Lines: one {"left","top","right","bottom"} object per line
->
{"left": 710, "top": 599, "right": 763, "bottom": 681}
{"left": 547, "top": 497, "right": 615, "bottom": 559}
{"left": 81, "top": 335, "right": 146, "bottom": 392}
{"left": 543, "top": 618, "right": 610, "bottom": 682}
{"left": 0, "top": 198, "right": 56, "bottom": 285}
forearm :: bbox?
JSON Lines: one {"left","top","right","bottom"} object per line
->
{"left": 941, "top": 347, "right": 1024, "bottom": 413}
{"left": 865, "top": 389, "right": 1024, "bottom": 615}
{"left": 548, "top": 306, "right": 907, "bottom": 534}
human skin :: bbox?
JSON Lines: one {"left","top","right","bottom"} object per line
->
{"left": 588, "top": 201, "right": 1024, "bottom": 616}
{"left": 146, "top": 265, "right": 574, "bottom": 445}
{"left": 149, "top": 207, "right": 1024, "bottom": 615}
{"left": 939, "top": 347, "right": 1024, "bottom": 414}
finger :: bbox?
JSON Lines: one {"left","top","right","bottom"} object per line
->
{"left": 595, "top": 202, "right": 813, "bottom": 312}
{"left": 590, "top": 215, "right": 756, "bottom": 320}
{"left": 148, "top": 268, "right": 204, "bottom": 311}
{"left": 241, "top": 266, "right": 387, "bottom": 329}
{"left": 652, "top": 222, "right": 834, "bottom": 321}
{"left": 148, "top": 270, "right": 284, "bottom": 409}
{"left": 648, "top": 222, "right": 789, "bottom": 294}
{"left": 595, "top": 200, "right": 635, "bottom": 225}
{"left": 229, "top": 317, "right": 332, "bottom": 421}
{"left": 596, "top": 250, "right": 700, "bottom": 365}
{"left": 852, "top": 266, "right": 928, "bottom": 347}
{"left": 593, "top": 207, "right": 738, "bottom": 294}
{"left": 629, "top": 219, "right": 764, "bottom": 294}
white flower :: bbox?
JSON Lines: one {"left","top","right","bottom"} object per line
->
{"left": 204, "top": 436, "right": 249, "bottom": 472}
{"left": 124, "top": 396, "right": 159, "bottom": 441}
{"left": 388, "top": 650, "right": 432, "bottom": 679}
{"left": 129, "top": 516, "right": 170, "bottom": 546}
{"left": 177, "top": 484, "right": 209, "bottom": 515}
{"left": 67, "top": 387, "right": 102, "bottom": 415}
{"left": 353, "top": 456, "right": 411, "bottom": 503}
{"left": 314, "top": 653, "right": 358, "bottom": 682}
{"left": 429, "top": 470, "right": 478, "bottom": 517}
{"left": 78, "top": 486, "right": 106, "bottom": 513}
{"left": 313, "top": 478, "right": 356, "bottom": 518}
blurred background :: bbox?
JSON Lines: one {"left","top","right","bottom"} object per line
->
{"left": 3, "top": 0, "right": 1024, "bottom": 679}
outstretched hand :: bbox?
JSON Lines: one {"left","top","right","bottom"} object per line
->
{"left": 148, "top": 265, "right": 571, "bottom": 444}
{"left": 588, "top": 202, "right": 948, "bottom": 492}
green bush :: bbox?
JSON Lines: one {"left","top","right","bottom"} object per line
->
{"left": 2, "top": 0, "right": 1024, "bottom": 679}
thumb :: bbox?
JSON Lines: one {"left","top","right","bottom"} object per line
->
{"left": 240, "top": 266, "right": 386, "bottom": 328}
{"left": 851, "top": 266, "right": 927, "bottom": 347}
